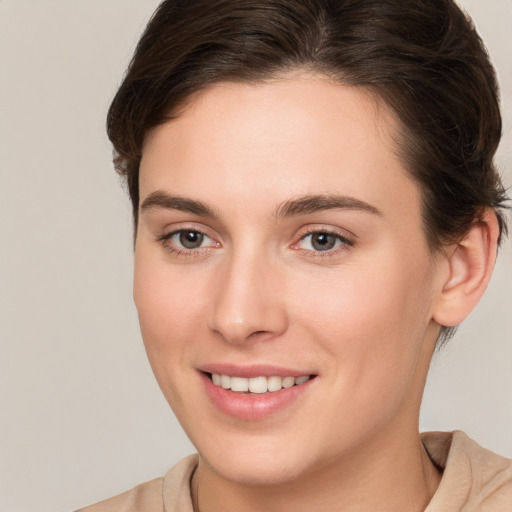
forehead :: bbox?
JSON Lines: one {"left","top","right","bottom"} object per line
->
{"left": 140, "top": 75, "right": 420, "bottom": 221}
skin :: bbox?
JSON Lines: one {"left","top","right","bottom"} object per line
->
{"left": 134, "top": 75, "right": 496, "bottom": 512}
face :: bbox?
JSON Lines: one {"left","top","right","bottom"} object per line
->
{"left": 135, "top": 75, "right": 444, "bottom": 485}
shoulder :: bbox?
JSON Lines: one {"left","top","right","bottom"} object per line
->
{"left": 423, "top": 431, "right": 512, "bottom": 512}
{"left": 75, "top": 477, "right": 164, "bottom": 512}
{"left": 75, "top": 454, "right": 198, "bottom": 512}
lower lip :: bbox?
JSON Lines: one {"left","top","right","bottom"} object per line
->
{"left": 200, "top": 372, "right": 316, "bottom": 421}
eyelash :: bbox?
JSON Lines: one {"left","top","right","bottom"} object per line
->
{"left": 157, "top": 227, "right": 355, "bottom": 258}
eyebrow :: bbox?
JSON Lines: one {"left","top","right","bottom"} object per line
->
{"left": 275, "top": 194, "right": 383, "bottom": 219}
{"left": 140, "top": 191, "right": 217, "bottom": 217}
{"left": 140, "top": 191, "right": 383, "bottom": 219}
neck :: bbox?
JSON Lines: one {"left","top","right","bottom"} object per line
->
{"left": 191, "top": 428, "right": 442, "bottom": 512}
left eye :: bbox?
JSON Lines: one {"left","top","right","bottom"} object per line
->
{"left": 298, "top": 232, "right": 348, "bottom": 252}
{"left": 170, "top": 229, "right": 212, "bottom": 249}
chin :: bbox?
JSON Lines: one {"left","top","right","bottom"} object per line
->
{"left": 203, "top": 451, "right": 309, "bottom": 487}
{"left": 194, "top": 432, "right": 317, "bottom": 486}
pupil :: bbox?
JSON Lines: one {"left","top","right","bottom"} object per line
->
{"left": 312, "top": 233, "right": 336, "bottom": 251}
{"left": 180, "top": 230, "right": 203, "bottom": 249}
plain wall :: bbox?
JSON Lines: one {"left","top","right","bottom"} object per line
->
{"left": 0, "top": 1, "right": 510, "bottom": 511}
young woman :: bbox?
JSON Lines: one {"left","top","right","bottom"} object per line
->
{"left": 79, "top": 1, "right": 511, "bottom": 510}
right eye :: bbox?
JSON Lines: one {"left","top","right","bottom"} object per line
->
{"left": 159, "top": 229, "right": 218, "bottom": 255}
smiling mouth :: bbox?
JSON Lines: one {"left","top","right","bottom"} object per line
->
{"left": 208, "top": 373, "right": 314, "bottom": 394}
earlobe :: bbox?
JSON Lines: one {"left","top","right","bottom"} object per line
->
{"left": 432, "top": 209, "right": 500, "bottom": 327}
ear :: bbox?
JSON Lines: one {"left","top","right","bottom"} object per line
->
{"left": 432, "top": 209, "right": 500, "bottom": 327}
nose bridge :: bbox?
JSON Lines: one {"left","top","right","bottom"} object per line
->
{"left": 208, "top": 244, "right": 287, "bottom": 344}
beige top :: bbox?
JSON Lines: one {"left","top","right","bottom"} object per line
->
{"left": 77, "top": 431, "right": 512, "bottom": 511}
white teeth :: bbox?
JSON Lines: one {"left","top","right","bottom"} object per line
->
{"left": 267, "top": 376, "right": 283, "bottom": 392}
{"left": 210, "top": 374, "right": 311, "bottom": 393}
{"left": 220, "top": 374, "right": 231, "bottom": 389}
{"left": 282, "top": 376, "right": 295, "bottom": 388}
{"left": 230, "top": 377, "right": 249, "bottom": 392}
{"left": 249, "top": 376, "right": 268, "bottom": 394}
{"left": 295, "top": 375, "right": 310, "bottom": 385}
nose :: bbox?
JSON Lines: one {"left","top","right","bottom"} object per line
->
{"left": 207, "top": 250, "right": 288, "bottom": 345}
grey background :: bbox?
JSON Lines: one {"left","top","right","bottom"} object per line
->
{"left": 0, "top": 1, "right": 510, "bottom": 511}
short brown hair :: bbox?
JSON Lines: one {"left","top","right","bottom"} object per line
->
{"left": 107, "top": 0, "right": 509, "bottom": 250}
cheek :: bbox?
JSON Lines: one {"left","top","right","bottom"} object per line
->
{"left": 135, "top": 250, "right": 207, "bottom": 325}
{"left": 294, "top": 265, "right": 428, "bottom": 338}
{"left": 291, "top": 256, "right": 434, "bottom": 387}
{"left": 133, "top": 254, "right": 209, "bottom": 377}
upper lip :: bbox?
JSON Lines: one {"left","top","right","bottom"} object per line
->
{"left": 199, "top": 363, "right": 315, "bottom": 379}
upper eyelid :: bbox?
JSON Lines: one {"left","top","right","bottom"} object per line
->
{"left": 296, "top": 225, "right": 356, "bottom": 242}
{"left": 296, "top": 232, "right": 353, "bottom": 248}
{"left": 158, "top": 223, "right": 216, "bottom": 239}
{"left": 161, "top": 228, "right": 215, "bottom": 242}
